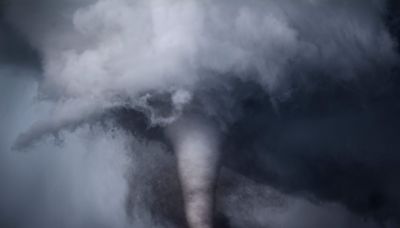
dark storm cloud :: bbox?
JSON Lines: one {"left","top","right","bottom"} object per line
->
{"left": 220, "top": 78, "right": 400, "bottom": 222}
{"left": 215, "top": 2, "right": 400, "bottom": 225}
{"left": 0, "top": 3, "right": 40, "bottom": 69}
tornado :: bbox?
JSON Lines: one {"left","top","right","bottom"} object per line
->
{"left": 166, "top": 117, "right": 220, "bottom": 228}
{"left": 2, "top": 0, "right": 400, "bottom": 227}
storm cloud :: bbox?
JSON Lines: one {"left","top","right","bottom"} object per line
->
{"left": 1, "top": 0, "right": 400, "bottom": 227}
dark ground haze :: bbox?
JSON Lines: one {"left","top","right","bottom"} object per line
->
{"left": 1, "top": 1, "right": 400, "bottom": 228}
